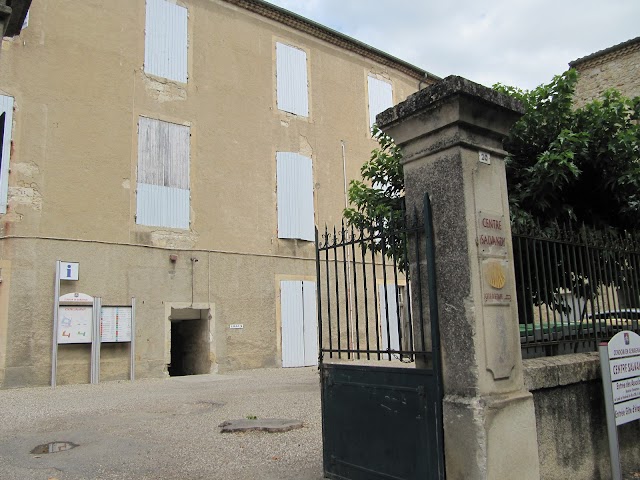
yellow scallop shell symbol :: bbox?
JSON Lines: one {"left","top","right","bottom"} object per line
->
{"left": 486, "top": 262, "right": 506, "bottom": 289}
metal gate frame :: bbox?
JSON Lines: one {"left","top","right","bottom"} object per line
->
{"left": 316, "top": 194, "right": 445, "bottom": 480}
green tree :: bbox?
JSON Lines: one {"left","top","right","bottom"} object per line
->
{"left": 342, "top": 125, "right": 407, "bottom": 266}
{"left": 494, "top": 70, "right": 640, "bottom": 321}
{"left": 494, "top": 69, "right": 640, "bottom": 231}
{"left": 344, "top": 71, "right": 640, "bottom": 324}
{"left": 345, "top": 70, "right": 640, "bottom": 234}
{"left": 343, "top": 124, "right": 405, "bottom": 231}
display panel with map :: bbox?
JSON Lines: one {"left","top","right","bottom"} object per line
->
{"left": 57, "top": 306, "right": 93, "bottom": 344}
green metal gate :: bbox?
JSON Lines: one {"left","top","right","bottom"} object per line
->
{"left": 316, "top": 194, "right": 445, "bottom": 480}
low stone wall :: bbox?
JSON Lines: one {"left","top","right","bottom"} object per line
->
{"left": 524, "top": 353, "right": 640, "bottom": 479}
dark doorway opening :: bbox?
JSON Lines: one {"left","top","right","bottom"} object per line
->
{"left": 168, "top": 308, "right": 210, "bottom": 377}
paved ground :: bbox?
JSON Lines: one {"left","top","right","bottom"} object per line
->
{"left": 0, "top": 368, "right": 323, "bottom": 480}
{"left": 4, "top": 368, "right": 638, "bottom": 480}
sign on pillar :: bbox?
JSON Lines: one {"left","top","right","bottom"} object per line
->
{"left": 600, "top": 330, "right": 640, "bottom": 480}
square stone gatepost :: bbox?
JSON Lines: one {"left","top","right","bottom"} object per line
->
{"left": 377, "top": 76, "right": 540, "bottom": 480}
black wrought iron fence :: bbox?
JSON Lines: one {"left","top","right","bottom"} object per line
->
{"left": 315, "top": 212, "right": 428, "bottom": 362}
{"left": 513, "top": 224, "right": 640, "bottom": 359}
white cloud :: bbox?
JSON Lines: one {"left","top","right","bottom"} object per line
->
{"left": 265, "top": 0, "right": 640, "bottom": 90}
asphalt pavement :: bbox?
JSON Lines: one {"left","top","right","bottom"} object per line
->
{"left": 0, "top": 367, "right": 323, "bottom": 480}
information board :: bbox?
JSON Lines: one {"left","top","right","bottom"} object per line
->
{"left": 606, "top": 331, "right": 640, "bottom": 426}
{"left": 100, "top": 307, "right": 132, "bottom": 343}
{"left": 57, "top": 306, "right": 93, "bottom": 344}
{"left": 600, "top": 331, "right": 640, "bottom": 479}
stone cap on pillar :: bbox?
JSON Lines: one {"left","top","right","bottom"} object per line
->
{"left": 376, "top": 75, "right": 524, "bottom": 163}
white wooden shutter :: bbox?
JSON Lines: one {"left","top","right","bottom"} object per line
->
{"left": 379, "top": 284, "right": 400, "bottom": 354}
{"left": 136, "top": 117, "right": 190, "bottom": 229}
{"left": 276, "top": 152, "right": 314, "bottom": 241}
{"left": 0, "top": 95, "right": 14, "bottom": 214}
{"left": 276, "top": 43, "right": 309, "bottom": 117}
{"left": 281, "top": 281, "right": 305, "bottom": 368}
{"left": 281, "top": 280, "right": 317, "bottom": 368}
{"left": 302, "top": 281, "right": 318, "bottom": 366}
{"left": 367, "top": 75, "right": 393, "bottom": 129}
{"left": 145, "top": 0, "right": 188, "bottom": 83}
{"left": 136, "top": 184, "right": 190, "bottom": 229}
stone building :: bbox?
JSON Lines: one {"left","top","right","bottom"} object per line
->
{"left": 0, "top": 0, "right": 438, "bottom": 387}
{"left": 570, "top": 36, "right": 640, "bottom": 106}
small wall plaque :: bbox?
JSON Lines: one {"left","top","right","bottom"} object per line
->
{"left": 230, "top": 324, "right": 244, "bottom": 329}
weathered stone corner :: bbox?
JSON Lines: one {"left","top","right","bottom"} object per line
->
{"left": 376, "top": 75, "right": 524, "bottom": 131}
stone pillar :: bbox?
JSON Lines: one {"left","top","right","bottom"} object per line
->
{"left": 377, "top": 76, "right": 540, "bottom": 480}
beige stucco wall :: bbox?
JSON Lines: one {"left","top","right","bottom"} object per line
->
{"left": 1, "top": 236, "right": 322, "bottom": 387}
{"left": 0, "top": 0, "right": 428, "bottom": 386}
{"left": 572, "top": 41, "right": 640, "bottom": 107}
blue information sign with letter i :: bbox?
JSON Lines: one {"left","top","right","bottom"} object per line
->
{"left": 59, "top": 262, "right": 79, "bottom": 281}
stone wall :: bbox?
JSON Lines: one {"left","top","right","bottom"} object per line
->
{"left": 524, "top": 353, "right": 640, "bottom": 479}
{"left": 571, "top": 38, "right": 640, "bottom": 107}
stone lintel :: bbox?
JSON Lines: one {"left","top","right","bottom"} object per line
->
{"left": 377, "top": 76, "right": 523, "bottom": 160}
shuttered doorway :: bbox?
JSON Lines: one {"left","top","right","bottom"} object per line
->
{"left": 281, "top": 280, "right": 317, "bottom": 367}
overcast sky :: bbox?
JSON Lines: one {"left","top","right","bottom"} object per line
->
{"left": 265, "top": 0, "right": 640, "bottom": 90}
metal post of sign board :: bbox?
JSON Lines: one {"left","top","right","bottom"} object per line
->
{"left": 599, "top": 342, "right": 622, "bottom": 480}
{"left": 51, "top": 260, "right": 61, "bottom": 388}
{"left": 130, "top": 297, "right": 136, "bottom": 381}
{"left": 92, "top": 297, "right": 102, "bottom": 384}
{"left": 96, "top": 297, "right": 101, "bottom": 384}
{"left": 90, "top": 297, "right": 97, "bottom": 384}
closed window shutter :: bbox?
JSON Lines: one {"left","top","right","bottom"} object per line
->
{"left": 0, "top": 95, "right": 14, "bottom": 215}
{"left": 379, "top": 284, "right": 400, "bottom": 353}
{"left": 145, "top": 0, "right": 188, "bottom": 83}
{"left": 276, "top": 152, "right": 314, "bottom": 241}
{"left": 136, "top": 117, "right": 190, "bottom": 229}
{"left": 367, "top": 75, "right": 393, "bottom": 129}
{"left": 281, "top": 280, "right": 317, "bottom": 368}
{"left": 281, "top": 281, "right": 304, "bottom": 368}
{"left": 276, "top": 43, "right": 309, "bottom": 117}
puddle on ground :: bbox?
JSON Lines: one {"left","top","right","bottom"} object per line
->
{"left": 31, "top": 442, "right": 78, "bottom": 454}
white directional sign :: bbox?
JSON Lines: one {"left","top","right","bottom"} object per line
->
{"left": 607, "top": 331, "right": 640, "bottom": 426}
{"left": 600, "top": 330, "right": 640, "bottom": 480}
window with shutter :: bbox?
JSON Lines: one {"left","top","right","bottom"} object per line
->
{"left": 281, "top": 280, "right": 317, "bottom": 368}
{"left": 367, "top": 75, "right": 393, "bottom": 130}
{"left": 144, "top": 0, "right": 188, "bottom": 83}
{"left": 0, "top": 95, "right": 14, "bottom": 215}
{"left": 136, "top": 117, "right": 190, "bottom": 229}
{"left": 276, "top": 42, "right": 309, "bottom": 117}
{"left": 276, "top": 152, "right": 314, "bottom": 241}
